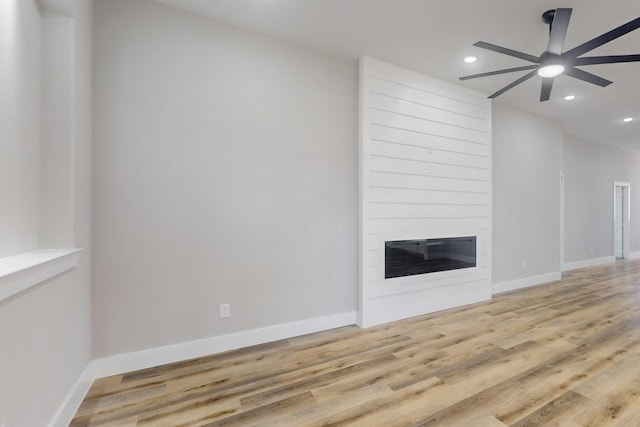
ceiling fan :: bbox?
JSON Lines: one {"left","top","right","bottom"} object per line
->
{"left": 459, "top": 9, "right": 640, "bottom": 101}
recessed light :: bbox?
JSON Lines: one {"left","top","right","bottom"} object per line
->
{"left": 623, "top": 117, "right": 633, "bottom": 122}
{"left": 464, "top": 56, "right": 477, "bottom": 64}
{"left": 564, "top": 95, "right": 575, "bottom": 101}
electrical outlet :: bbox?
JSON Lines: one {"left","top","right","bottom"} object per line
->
{"left": 219, "top": 303, "right": 231, "bottom": 319}
{"left": 521, "top": 260, "right": 528, "bottom": 269}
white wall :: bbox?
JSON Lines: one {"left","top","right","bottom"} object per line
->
{"left": 359, "top": 57, "right": 491, "bottom": 327}
{"left": 492, "top": 104, "right": 563, "bottom": 290}
{"left": 40, "top": 11, "right": 73, "bottom": 249}
{"left": 564, "top": 135, "right": 640, "bottom": 263}
{"left": 92, "top": 0, "right": 357, "bottom": 357}
{"left": 631, "top": 155, "right": 640, "bottom": 254}
{"left": 0, "top": 0, "right": 93, "bottom": 426}
{"left": 0, "top": 0, "right": 42, "bottom": 258}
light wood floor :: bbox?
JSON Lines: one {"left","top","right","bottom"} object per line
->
{"left": 72, "top": 260, "right": 640, "bottom": 426}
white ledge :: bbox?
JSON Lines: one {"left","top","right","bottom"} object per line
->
{"left": 0, "top": 249, "right": 81, "bottom": 303}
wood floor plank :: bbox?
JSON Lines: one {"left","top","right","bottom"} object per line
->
{"left": 509, "top": 390, "right": 590, "bottom": 427}
{"left": 456, "top": 415, "right": 508, "bottom": 427}
{"left": 94, "top": 416, "right": 140, "bottom": 427}
{"left": 265, "top": 383, "right": 392, "bottom": 426}
{"left": 136, "top": 396, "right": 240, "bottom": 427}
{"left": 202, "top": 391, "right": 316, "bottom": 427}
{"left": 237, "top": 354, "right": 397, "bottom": 408}
{"left": 574, "top": 390, "right": 640, "bottom": 427}
{"left": 71, "top": 259, "right": 640, "bottom": 427}
{"left": 317, "top": 377, "right": 451, "bottom": 426}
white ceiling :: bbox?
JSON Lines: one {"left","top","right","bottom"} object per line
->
{"left": 153, "top": 0, "right": 640, "bottom": 151}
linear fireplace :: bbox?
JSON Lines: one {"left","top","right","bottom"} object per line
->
{"left": 385, "top": 236, "right": 476, "bottom": 279}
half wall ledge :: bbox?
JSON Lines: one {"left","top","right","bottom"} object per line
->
{"left": 0, "top": 249, "right": 81, "bottom": 302}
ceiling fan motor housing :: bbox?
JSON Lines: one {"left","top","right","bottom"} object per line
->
{"left": 539, "top": 51, "right": 564, "bottom": 66}
{"left": 542, "top": 9, "right": 557, "bottom": 26}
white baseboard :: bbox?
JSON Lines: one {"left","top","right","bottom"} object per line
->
{"left": 48, "top": 362, "right": 95, "bottom": 427}
{"left": 629, "top": 252, "right": 640, "bottom": 260}
{"left": 93, "top": 311, "right": 357, "bottom": 379}
{"left": 563, "top": 256, "right": 615, "bottom": 272}
{"left": 492, "top": 271, "right": 561, "bottom": 295}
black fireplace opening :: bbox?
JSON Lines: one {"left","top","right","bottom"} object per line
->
{"left": 385, "top": 236, "right": 476, "bottom": 279}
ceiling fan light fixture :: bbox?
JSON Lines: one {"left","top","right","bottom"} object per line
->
{"left": 459, "top": 9, "right": 640, "bottom": 102}
{"left": 537, "top": 64, "right": 565, "bottom": 78}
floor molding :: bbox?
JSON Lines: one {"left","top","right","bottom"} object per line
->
{"left": 492, "top": 271, "right": 562, "bottom": 295}
{"left": 48, "top": 362, "right": 95, "bottom": 427}
{"left": 563, "top": 256, "right": 615, "bottom": 272}
{"left": 629, "top": 251, "right": 640, "bottom": 260}
{"left": 92, "top": 311, "right": 357, "bottom": 379}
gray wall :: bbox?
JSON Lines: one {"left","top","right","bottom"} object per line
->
{"left": 492, "top": 103, "right": 563, "bottom": 284}
{"left": 564, "top": 135, "right": 640, "bottom": 263}
{"left": 93, "top": 0, "right": 358, "bottom": 357}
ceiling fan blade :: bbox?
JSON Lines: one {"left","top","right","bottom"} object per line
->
{"left": 547, "top": 8, "right": 572, "bottom": 55}
{"left": 564, "top": 17, "right": 640, "bottom": 58}
{"left": 565, "top": 67, "right": 613, "bottom": 87}
{"left": 459, "top": 65, "right": 538, "bottom": 81}
{"left": 488, "top": 70, "right": 537, "bottom": 98}
{"left": 474, "top": 41, "right": 540, "bottom": 63}
{"left": 573, "top": 54, "right": 640, "bottom": 66}
{"left": 540, "top": 78, "right": 554, "bottom": 101}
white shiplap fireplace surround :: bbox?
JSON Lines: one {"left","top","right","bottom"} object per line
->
{"left": 358, "top": 57, "right": 492, "bottom": 327}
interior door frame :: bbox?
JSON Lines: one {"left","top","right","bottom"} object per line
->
{"left": 613, "top": 181, "right": 631, "bottom": 259}
{"left": 560, "top": 170, "right": 565, "bottom": 271}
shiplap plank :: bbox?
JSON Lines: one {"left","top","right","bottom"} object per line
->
{"left": 368, "top": 218, "right": 490, "bottom": 237}
{"left": 370, "top": 109, "right": 488, "bottom": 145}
{"left": 370, "top": 187, "right": 488, "bottom": 205}
{"left": 365, "top": 279, "right": 491, "bottom": 325}
{"left": 368, "top": 69, "right": 490, "bottom": 111}
{"left": 369, "top": 172, "right": 489, "bottom": 193}
{"left": 369, "top": 157, "right": 489, "bottom": 181}
{"left": 369, "top": 92, "right": 489, "bottom": 132}
{"left": 369, "top": 271, "right": 490, "bottom": 299}
{"left": 371, "top": 125, "right": 489, "bottom": 157}
{"left": 370, "top": 203, "right": 488, "bottom": 219}
{"left": 367, "top": 229, "right": 490, "bottom": 245}
{"left": 370, "top": 140, "right": 488, "bottom": 169}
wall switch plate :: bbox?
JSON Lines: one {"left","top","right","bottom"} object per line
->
{"left": 521, "top": 260, "right": 528, "bottom": 269}
{"left": 219, "top": 303, "right": 231, "bottom": 319}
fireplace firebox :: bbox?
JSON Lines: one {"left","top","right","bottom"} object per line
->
{"left": 385, "top": 236, "right": 476, "bottom": 279}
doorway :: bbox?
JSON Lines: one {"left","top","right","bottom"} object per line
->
{"left": 613, "top": 182, "right": 630, "bottom": 259}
